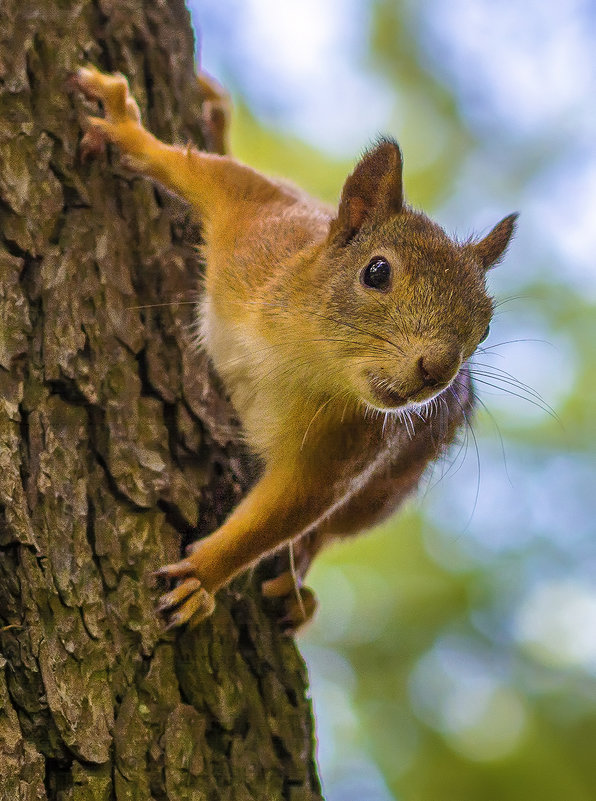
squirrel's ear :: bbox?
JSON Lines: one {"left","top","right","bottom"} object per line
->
{"left": 468, "top": 213, "right": 519, "bottom": 270}
{"left": 329, "top": 138, "right": 403, "bottom": 246}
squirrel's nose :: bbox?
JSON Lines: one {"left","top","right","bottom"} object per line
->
{"left": 417, "top": 346, "right": 461, "bottom": 388}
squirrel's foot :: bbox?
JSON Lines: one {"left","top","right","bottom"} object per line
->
{"left": 156, "top": 560, "right": 216, "bottom": 628}
{"left": 262, "top": 570, "right": 318, "bottom": 633}
{"left": 197, "top": 71, "right": 231, "bottom": 155}
{"left": 70, "top": 65, "right": 147, "bottom": 163}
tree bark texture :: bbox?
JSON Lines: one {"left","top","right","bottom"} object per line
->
{"left": 0, "top": 2, "right": 323, "bottom": 798}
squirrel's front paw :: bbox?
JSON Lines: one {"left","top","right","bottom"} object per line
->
{"left": 156, "top": 562, "right": 216, "bottom": 628}
{"left": 69, "top": 65, "right": 144, "bottom": 161}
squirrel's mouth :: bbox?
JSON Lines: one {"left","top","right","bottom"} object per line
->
{"left": 366, "top": 372, "right": 450, "bottom": 409}
{"left": 366, "top": 374, "right": 409, "bottom": 409}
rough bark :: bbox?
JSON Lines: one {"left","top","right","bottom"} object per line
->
{"left": 0, "top": 2, "right": 322, "bottom": 798}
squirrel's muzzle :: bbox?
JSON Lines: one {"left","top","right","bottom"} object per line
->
{"left": 367, "top": 342, "right": 463, "bottom": 409}
{"left": 417, "top": 342, "right": 462, "bottom": 390}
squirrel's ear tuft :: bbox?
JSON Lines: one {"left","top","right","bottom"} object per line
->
{"left": 329, "top": 138, "right": 403, "bottom": 246}
{"left": 469, "top": 213, "right": 519, "bottom": 270}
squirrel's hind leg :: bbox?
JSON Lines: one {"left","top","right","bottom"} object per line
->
{"left": 197, "top": 71, "right": 231, "bottom": 155}
{"left": 261, "top": 570, "right": 318, "bottom": 633}
{"left": 260, "top": 531, "right": 329, "bottom": 631}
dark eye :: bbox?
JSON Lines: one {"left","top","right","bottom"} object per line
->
{"left": 479, "top": 325, "right": 490, "bottom": 343}
{"left": 361, "top": 257, "right": 391, "bottom": 290}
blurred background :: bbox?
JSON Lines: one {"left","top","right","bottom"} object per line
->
{"left": 189, "top": 1, "right": 596, "bottom": 798}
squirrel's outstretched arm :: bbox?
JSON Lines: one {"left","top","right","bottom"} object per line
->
{"left": 73, "top": 66, "right": 280, "bottom": 222}
{"left": 157, "top": 463, "right": 338, "bottom": 625}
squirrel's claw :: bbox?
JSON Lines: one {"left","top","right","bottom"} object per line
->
{"left": 154, "top": 558, "right": 194, "bottom": 580}
{"left": 69, "top": 65, "right": 144, "bottom": 161}
{"left": 157, "top": 577, "right": 203, "bottom": 611}
{"left": 72, "top": 66, "right": 139, "bottom": 121}
{"left": 156, "top": 559, "right": 216, "bottom": 627}
{"left": 157, "top": 577, "right": 216, "bottom": 628}
{"left": 79, "top": 126, "right": 107, "bottom": 161}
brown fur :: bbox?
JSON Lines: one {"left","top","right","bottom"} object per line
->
{"left": 71, "top": 67, "right": 517, "bottom": 628}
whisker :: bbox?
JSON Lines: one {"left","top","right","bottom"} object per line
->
{"left": 471, "top": 361, "right": 547, "bottom": 400}
{"left": 299, "top": 307, "right": 405, "bottom": 354}
{"left": 240, "top": 357, "right": 324, "bottom": 405}
{"left": 473, "top": 393, "right": 514, "bottom": 488}
{"left": 470, "top": 377, "right": 560, "bottom": 422}
{"left": 215, "top": 336, "right": 390, "bottom": 371}
{"left": 301, "top": 388, "right": 348, "bottom": 450}
{"left": 125, "top": 300, "right": 199, "bottom": 310}
{"left": 492, "top": 294, "right": 533, "bottom": 310}
{"left": 479, "top": 337, "right": 554, "bottom": 352}
{"left": 341, "top": 395, "right": 353, "bottom": 423}
{"left": 237, "top": 296, "right": 402, "bottom": 351}
{"left": 368, "top": 291, "right": 411, "bottom": 343}
{"left": 469, "top": 367, "right": 554, "bottom": 410}
{"left": 398, "top": 407, "right": 416, "bottom": 439}
{"left": 449, "top": 383, "right": 481, "bottom": 531}
{"left": 427, "top": 386, "right": 470, "bottom": 489}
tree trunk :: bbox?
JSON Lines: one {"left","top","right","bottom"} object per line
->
{"left": 0, "top": 2, "right": 322, "bottom": 798}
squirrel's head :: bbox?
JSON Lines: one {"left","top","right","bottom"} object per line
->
{"left": 316, "top": 138, "right": 517, "bottom": 411}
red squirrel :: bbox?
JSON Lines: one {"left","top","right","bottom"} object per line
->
{"left": 71, "top": 66, "right": 517, "bottom": 629}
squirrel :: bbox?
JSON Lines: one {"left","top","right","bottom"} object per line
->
{"left": 71, "top": 66, "right": 517, "bottom": 630}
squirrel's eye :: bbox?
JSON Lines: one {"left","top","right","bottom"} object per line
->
{"left": 361, "top": 257, "right": 391, "bottom": 290}
{"left": 479, "top": 325, "right": 490, "bottom": 343}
